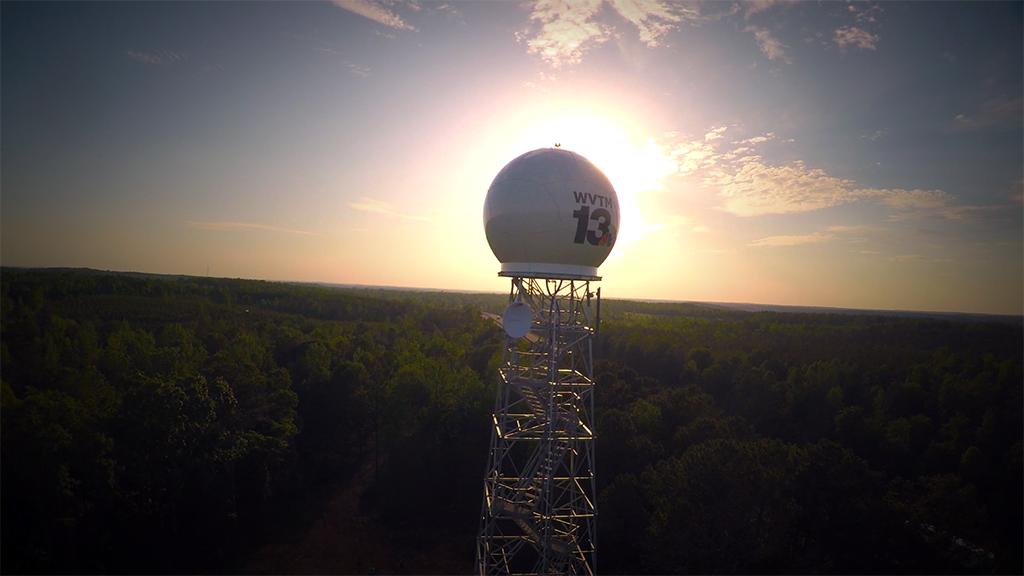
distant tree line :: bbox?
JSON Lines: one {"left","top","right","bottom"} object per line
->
{"left": 1, "top": 268, "right": 1020, "bottom": 574}
{"left": 594, "top": 304, "right": 1022, "bottom": 574}
{"left": 1, "top": 269, "right": 499, "bottom": 574}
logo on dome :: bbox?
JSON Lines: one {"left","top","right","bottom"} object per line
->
{"left": 599, "top": 225, "right": 616, "bottom": 247}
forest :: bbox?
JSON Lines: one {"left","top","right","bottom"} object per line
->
{"left": 1, "top": 268, "right": 1021, "bottom": 574}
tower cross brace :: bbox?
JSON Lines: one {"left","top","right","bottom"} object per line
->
{"left": 477, "top": 277, "right": 598, "bottom": 576}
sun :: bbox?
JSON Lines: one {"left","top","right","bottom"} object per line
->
{"left": 516, "top": 117, "right": 674, "bottom": 245}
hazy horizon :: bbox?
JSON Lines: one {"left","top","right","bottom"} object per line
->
{"left": 2, "top": 1, "right": 1021, "bottom": 314}
{"left": 10, "top": 264, "right": 1021, "bottom": 320}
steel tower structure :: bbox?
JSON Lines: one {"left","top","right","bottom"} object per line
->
{"left": 477, "top": 276, "right": 598, "bottom": 576}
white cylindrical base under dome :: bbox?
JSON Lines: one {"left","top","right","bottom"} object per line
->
{"left": 498, "top": 262, "right": 600, "bottom": 281}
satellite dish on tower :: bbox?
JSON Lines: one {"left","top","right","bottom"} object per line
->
{"left": 483, "top": 148, "right": 620, "bottom": 280}
{"left": 502, "top": 301, "right": 532, "bottom": 339}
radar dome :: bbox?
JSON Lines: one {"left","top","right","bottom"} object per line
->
{"left": 484, "top": 148, "right": 620, "bottom": 280}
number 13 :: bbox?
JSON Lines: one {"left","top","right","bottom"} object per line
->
{"left": 573, "top": 205, "right": 612, "bottom": 245}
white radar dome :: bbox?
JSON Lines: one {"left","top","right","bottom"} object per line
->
{"left": 484, "top": 148, "right": 620, "bottom": 280}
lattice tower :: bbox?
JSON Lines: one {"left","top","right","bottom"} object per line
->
{"left": 477, "top": 277, "right": 598, "bottom": 576}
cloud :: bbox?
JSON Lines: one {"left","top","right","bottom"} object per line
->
{"left": 827, "top": 225, "right": 874, "bottom": 233}
{"left": 981, "top": 95, "right": 1024, "bottom": 122}
{"left": 1011, "top": 180, "right": 1024, "bottom": 204}
{"left": 888, "top": 254, "right": 956, "bottom": 264}
{"left": 889, "top": 254, "right": 926, "bottom": 262}
{"left": 345, "top": 61, "right": 371, "bottom": 77}
{"left": 863, "top": 128, "right": 888, "bottom": 141}
{"left": 185, "top": 221, "right": 315, "bottom": 235}
{"left": 127, "top": 49, "right": 187, "bottom": 65}
{"left": 692, "top": 226, "right": 710, "bottom": 233}
{"left": 727, "top": 146, "right": 749, "bottom": 155}
{"left": 834, "top": 27, "right": 879, "bottom": 51}
{"left": 659, "top": 130, "right": 959, "bottom": 219}
{"left": 706, "top": 160, "right": 860, "bottom": 216}
{"left": 521, "top": 0, "right": 695, "bottom": 68}
{"left": 127, "top": 49, "right": 224, "bottom": 79}
{"left": 746, "top": 26, "right": 791, "bottom": 63}
{"left": 350, "top": 197, "right": 431, "bottom": 221}
{"left": 708, "top": 162, "right": 958, "bottom": 218}
{"left": 332, "top": 0, "right": 417, "bottom": 31}
{"left": 847, "top": 3, "right": 883, "bottom": 24}
{"left": 933, "top": 205, "right": 1014, "bottom": 221}
{"left": 953, "top": 95, "right": 1023, "bottom": 131}
{"left": 608, "top": 0, "right": 698, "bottom": 47}
{"left": 432, "top": 3, "right": 464, "bottom": 23}
{"left": 704, "top": 126, "right": 727, "bottom": 141}
{"left": 669, "top": 139, "right": 719, "bottom": 175}
{"left": 283, "top": 30, "right": 371, "bottom": 76}
{"left": 191, "top": 62, "right": 224, "bottom": 79}
{"left": 748, "top": 232, "right": 835, "bottom": 247}
{"left": 735, "top": 135, "right": 771, "bottom": 145}
{"left": 744, "top": 0, "right": 799, "bottom": 18}
{"left": 874, "top": 189, "right": 954, "bottom": 209}
{"left": 521, "top": 0, "right": 608, "bottom": 68}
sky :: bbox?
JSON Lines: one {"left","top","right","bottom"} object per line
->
{"left": 2, "top": 1, "right": 1022, "bottom": 315}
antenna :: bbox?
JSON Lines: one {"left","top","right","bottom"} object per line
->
{"left": 501, "top": 301, "right": 532, "bottom": 339}
{"left": 478, "top": 148, "right": 619, "bottom": 575}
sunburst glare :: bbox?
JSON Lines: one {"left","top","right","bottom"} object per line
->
{"left": 517, "top": 117, "right": 675, "bottom": 245}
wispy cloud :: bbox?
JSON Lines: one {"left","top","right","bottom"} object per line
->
{"left": 749, "top": 232, "right": 835, "bottom": 247}
{"left": 350, "top": 198, "right": 431, "bottom": 221}
{"left": 890, "top": 255, "right": 926, "bottom": 262}
{"left": 876, "top": 189, "right": 954, "bottom": 209}
{"left": 669, "top": 139, "right": 719, "bottom": 175}
{"left": 283, "top": 31, "right": 371, "bottom": 76}
{"left": 834, "top": 27, "right": 879, "bottom": 51}
{"left": 432, "top": 3, "right": 464, "bottom": 24}
{"left": 658, "top": 129, "right": 961, "bottom": 219}
{"left": 521, "top": 0, "right": 611, "bottom": 68}
{"left": 185, "top": 221, "right": 315, "bottom": 235}
{"left": 953, "top": 95, "right": 1023, "bottom": 131}
{"left": 521, "top": 0, "right": 697, "bottom": 68}
{"left": 127, "top": 49, "right": 187, "bottom": 65}
{"left": 744, "top": 0, "right": 798, "bottom": 19}
{"left": 746, "top": 26, "right": 791, "bottom": 63}
{"left": 889, "top": 254, "right": 956, "bottom": 264}
{"left": 345, "top": 61, "right": 371, "bottom": 77}
{"left": 827, "top": 225, "right": 874, "bottom": 233}
{"left": 191, "top": 62, "right": 224, "bottom": 79}
{"left": 692, "top": 226, "right": 710, "bottom": 233}
{"left": 704, "top": 126, "right": 727, "bottom": 141}
{"left": 608, "top": 0, "right": 698, "bottom": 47}
{"left": 735, "top": 134, "right": 772, "bottom": 145}
{"left": 1010, "top": 180, "right": 1023, "bottom": 204}
{"left": 127, "top": 49, "right": 224, "bottom": 79}
{"left": 847, "top": 3, "right": 883, "bottom": 24}
{"left": 934, "top": 205, "right": 1015, "bottom": 221}
{"left": 706, "top": 160, "right": 859, "bottom": 217}
{"left": 332, "top": 0, "right": 417, "bottom": 31}
{"left": 863, "top": 128, "right": 888, "bottom": 141}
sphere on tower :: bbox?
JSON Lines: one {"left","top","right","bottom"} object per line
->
{"left": 484, "top": 148, "right": 620, "bottom": 280}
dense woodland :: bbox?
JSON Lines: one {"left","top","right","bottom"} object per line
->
{"left": 1, "top": 268, "right": 1021, "bottom": 574}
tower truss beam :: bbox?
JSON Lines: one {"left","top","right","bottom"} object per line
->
{"left": 477, "top": 278, "right": 597, "bottom": 576}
